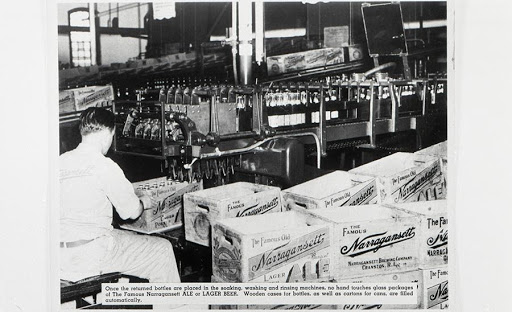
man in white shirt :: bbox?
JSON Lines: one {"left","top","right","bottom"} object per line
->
{"left": 60, "top": 107, "right": 180, "bottom": 283}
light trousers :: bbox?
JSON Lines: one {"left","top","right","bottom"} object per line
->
{"left": 60, "top": 229, "right": 180, "bottom": 283}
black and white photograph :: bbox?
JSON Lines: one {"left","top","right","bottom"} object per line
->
{"left": 54, "top": 1, "right": 450, "bottom": 310}
{"left": 6, "top": 0, "right": 512, "bottom": 311}
{"left": 17, "top": 0, "right": 512, "bottom": 311}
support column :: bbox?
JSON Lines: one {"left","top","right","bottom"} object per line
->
{"left": 254, "top": 0, "right": 265, "bottom": 65}
{"left": 89, "top": 3, "right": 97, "bottom": 65}
{"left": 238, "top": 1, "right": 253, "bottom": 85}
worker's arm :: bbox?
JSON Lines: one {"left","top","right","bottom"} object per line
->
{"left": 124, "top": 195, "right": 154, "bottom": 219}
{"left": 100, "top": 159, "right": 151, "bottom": 220}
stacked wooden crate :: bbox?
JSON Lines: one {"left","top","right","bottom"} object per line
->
{"left": 389, "top": 200, "right": 449, "bottom": 309}
{"left": 349, "top": 152, "right": 444, "bottom": 203}
{"left": 203, "top": 146, "right": 449, "bottom": 310}
{"left": 415, "top": 141, "right": 448, "bottom": 199}
{"left": 120, "top": 177, "right": 202, "bottom": 234}
{"left": 282, "top": 171, "right": 379, "bottom": 210}
{"left": 184, "top": 182, "right": 283, "bottom": 247}
{"left": 294, "top": 204, "right": 423, "bottom": 310}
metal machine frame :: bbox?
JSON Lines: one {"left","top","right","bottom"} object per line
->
{"left": 112, "top": 74, "right": 446, "bottom": 178}
{"left": 103, "top": 1, "right": 448, "bottom": 186}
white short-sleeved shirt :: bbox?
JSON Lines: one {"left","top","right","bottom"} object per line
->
{"left": 60, "top": 142, "right": 140, "bottom": 242}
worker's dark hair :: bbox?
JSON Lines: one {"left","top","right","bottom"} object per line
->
{"left": 79, "top": 107, "right": 115, "bottom": 136}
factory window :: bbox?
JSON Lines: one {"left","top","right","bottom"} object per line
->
{"left": 69, "top": 9, "right": 92, "bottom": 67}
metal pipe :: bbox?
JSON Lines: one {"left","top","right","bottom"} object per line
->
{"left": 238, "top": 0, "right": 253, "bottom": 85}
{"left": 137, "top": 3, "right": 141, "bottom": 57}
{"left": 231, "top": 0, "right": 239, "bottom": 85}
{"left": 219, "top": 131, "right": 258, "bottom": 141}
{"left": 363, "top": 62, "right": 397, "bottom": 79}
{"left": 199, "top": 132, "right": 322, "bottom": 169}
{"left": 255, "top": 0, "right": 265, "bottom": 65}
{"left": 349, "top": 2, "right": 353, "bottom": 45}
{"left": 108, "top": 3, "right": 111, "bottom": 27}
{"left": 240, "top": 55, "right": 253, "bottom": 85}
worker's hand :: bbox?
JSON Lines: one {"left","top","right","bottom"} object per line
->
{"left": 139, "top": 195, "right": 154, "bottom": 210}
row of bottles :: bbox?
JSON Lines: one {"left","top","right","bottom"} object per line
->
{"left": 309, "top": 110, "right": 347, "bottom": 123}
{"left": 135, "top": 179, "right": 179, "bottom": 191}
{"left": 263, "top": 85, "right": 386, "bottom": 107}
{"left": 119, "top": 84, "right": 254, "bottom": 109}
{"left": 428, "top": 82, "right": 446, "bottom": 105}
{"left": 398, "top": 85, "right": 417, "bottom": 97}
{"left": 159, "top": 84, "right": 250, "bottom": 106}
{"left": 123, "top": 114, "right": 184, "bottom": 142}
{"left": 378, "top": 86, "right": 391, "bottom": 100}
{"left": 268, "top": 109, "right": 356, "bottom": 128}
{"left": 268, "top": 114, "right": 307, "bottom": 127}
{"left": 116, "top": 76, "right": 224, "bottom": 101}
{"left": 150, "top": 76, "right": 221, "bottom": 90}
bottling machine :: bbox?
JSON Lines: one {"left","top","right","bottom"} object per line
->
{"left": 109, "top": 2, "right": 447, "bottom": 189}
{"left": 112, "top": 74, "right": 446, "bottom": 188}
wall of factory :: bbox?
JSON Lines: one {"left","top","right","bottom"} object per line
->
{"left": 57, "top": 1, "right": 447, "bottom": 67}
{"left": 57, "top": 3, "right": 148, "bottom": 66}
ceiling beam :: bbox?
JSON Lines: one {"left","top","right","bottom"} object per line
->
{"left": 58, "top": 25, "right": 148, "bottom": 39}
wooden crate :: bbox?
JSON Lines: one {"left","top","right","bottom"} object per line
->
{"left": 184, "top": 182, "right": 282, "bottom": 246}
{"left": 59, "top": 90, "right": 76, "bottom": 114}
{"left": 420, "top": 266, "right": 448, "bottom": 309}
{"left": 299, "top": 204, "right": 420, "bottom": 280}
{"left": 337, "top": 270, "right": 422, "bottom": 310}
{"left": 59, "top": 85, "right": 114, "bottom": 114}
{"left": 349, "top": 152, "right": 444, "bottom": 203}
{"left": 415, "top": 142, "right": 447, "bottom": 160}
{"left": 212, "top": 210, "right": 332, "bottom": 283}
{"left": 388, "top": 200, "right": 448, "bottom": 269}
{"left": 415, "top": 141, "right": 448, "bottom": 199}
{"left": 266, "top": 48, "right": 344, "bottom": 76}
{"left": 119, "top": 177, "right": 202, "bottom": 234}
{"left": 283, "top": 171, "right": 379, "bottom": 210}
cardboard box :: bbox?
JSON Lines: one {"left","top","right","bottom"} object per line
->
{"left": 415, "top": 142, "right": 447, "bottom": 160}
{"left": 325, "top": 48, "right": 345, "bottom": 65}
{"left": 389, "top": 200, "right": 448, "bottom": 269}
{"left": 59, "top": 85, "right": 114, "bottom": 114}
{"left": 119, "top": 177, "right": 202, "bottom": 234}
{"left": 184, "top": 182, "right": 282, "bottom": 246}
{"left": 282, "top": 171, "right": 379, "bottom": 210}
{"left": 165, "top": 52, "right": 188, "bottom": 63}
{"left": 299, "top": 204, "right": 420, "bottom": 279}
{"left": 266, "top": 56, "right": 285, "bottom": 75}
{"left": 73, "top": 85, "right": 114, "bottom": 111}
{"left": 337, "top": 270, "right": 422, "bottom": 310}
{"left": 211, "top": 210, "right": 332, "bottom": 283}
{"left": 349, "top": 152, "right": 444, "bottom": 203}
{"left": 415, "top": 141, "right": 448, "bottom": 199}
{"left": 59, "top": 90, "right": 76, "bottom": 114}
{"left": 420, "top": 266, "right": 448, "bottom": 309}
{"left": 284, "top": 53, "right": 306, "bottom": 72}
{"left": 348, "top": 45, "right": 364, "bottom": 61}
{"left": 324, "top": 26, "right": 350, "bottom": 48}
{"left": 267, "top": 48, "right": 337, "bottom": 76}
{"left": 304, "top": 49, "right": 326, "bottom": 68}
